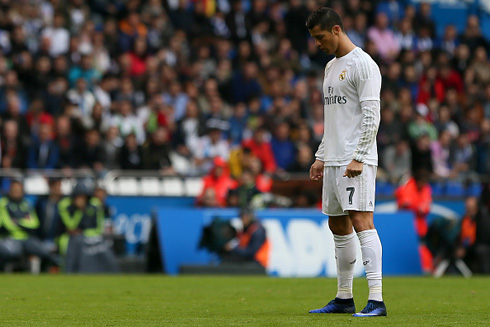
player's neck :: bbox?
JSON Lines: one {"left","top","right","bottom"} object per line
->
{"left": 334, "top": 36, "right": 357, "bottom": 58}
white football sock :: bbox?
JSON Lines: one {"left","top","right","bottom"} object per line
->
{"left": 333, "top": 232, "right": 357, "bottom": 299}
{"left": 357, "top": 229, "right": 383, "bottom": 302}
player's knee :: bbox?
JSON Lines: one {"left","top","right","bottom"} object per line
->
{"left": 328, "top": 217, "right": 353, "bottom": 235}
{"left": 350, "top": 213, "right": 375, "bottom": 232}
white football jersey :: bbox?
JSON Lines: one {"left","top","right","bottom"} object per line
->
{"left": 315, "top": 47, "right": 381, "bottom": 166}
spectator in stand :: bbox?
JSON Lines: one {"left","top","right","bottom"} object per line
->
{"left": 417, "top": 66, "right": 445, "bottom": 105}
{"left": 110, "top": 100, "right": 146, "bottom": 145}
{"left": 118, "top": 11, "right": 148, "bottom": 53}
{"left": 346, "top": 12, "right": 367, "bottom": 48}
{"left": 242, "top": 126, "right": 276, "bottom": 174}
{"left": 408, "top": 104, "right": 438, "bottom": 141}
{"left": 414, "top": 2, "right": 436, "bottom": 38}
{"left": 377, "top": 107, "right": 402, "bottom": 159}
{"left": 451, "top": 133, "right": 476, "bottom": 180}
{"left": 77, "top": 129, "right": 105, "bottom": 173}
{"left": 142, "top": 127, "right": 174, "bottom": 174}
{"left": 101, "top": 126, "right": 122, "bottom": 170}
{"left": 231, "top": 61, "right": 262, "bottom": 104}
{"left": 173, "top": 100, "right": 206, "bottom": 159}
{"left": 381, "top": 139, "right": 411, "bottom": 184}
{"left": 66, "top": 78, "right": 97, "bottom": 123}
{"left": 439, "top": 63, "right": 464, "bottom": 95}
{"left": 411, "top": 133, "right": 433, "bottom": 174}
{"left": 162, "top": 81, "right": 189, "bottom": 122}
{"left": 129, "top": 37, "right": 149, "bottom": 78}
{"left": 431, "top": 129, "right": 453, "bottom": 179}
{"left": 43, "top": 77, "right": 69, "bottom": 117}
{"left": 376, "top": 0, "right": 404, "bottom": 27}
{"left": 68, "top": 53, "right": 101, "bottom": 89}
{"left": 93, "top": 74, "right": 115, "bottom": 112}
{"left": 41, "top": 11, "right": 70, "bottom": 57}
{"left": 226, "top": 169, "right": 262, "bottom": 208}
{"left": 119, "top": 133, "right": 143, "bottom": 170}
{"left": 27, "top": 123, "right": 59, "bottom": 170}
{"left": 1, "top": 120, "right": 28, "bottom": 169}
{"left": 284, "top": 0, "right": 309, "bottom": 54}
{"left": 434, "top": 105, "right": 460, "bottom": 138}
{"left": 2, "top": 94, "right": 29, "bottom": 143}
{"left": 55, "top": 115, "right": 79, "bottom": 170}
{"left": 439, "top": 24, "right": 459, "bottom": 57}
{"left": 476, "top": 119, "right": 490, "bottom": 175}
{"left": 228, "top": 102, "right": 248, "bottom": 146}
{"left": 395, "top": 18, "right": 416, "bottom": 51}
{"left": 196, "top": 157, "right": 237, "bottom": 207}
{"left": 192, "top": 126, "right": 230, "bottom": 175}
{"left": 248, "top": 157, "right": 272, "bottom": 193}
{"left": 469, "top": 46, "right": 490, "bottom": 85}
{"left": 414, "top": 25, "right": 434, "bottom": 53}
{"left": 225, "top": 0, "right": 251, "bottom": 44}
{"left": 459, "top": 15, "right": 488, "bottom": 54}
{"left": 395, "top": 168, "right": 434, "bottom": 273}
{"left": 287, "top": 144, "right": 314, "bottom": 174}
{"left": 270, "top": 121, "right": 296, "bottom": 172}
{"left": 367, "top": 12, "right": 400, "bottom": 63}
{"left": 0, "top": 73, "right": 29, "bottom": 115}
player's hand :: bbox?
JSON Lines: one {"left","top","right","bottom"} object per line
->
{"left": 343, "top": 160, "right": 363, "bottom": 178}
{"left": 309, "top": 160, "right": 324, "bottom": 181}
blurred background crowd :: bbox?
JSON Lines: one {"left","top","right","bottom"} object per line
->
{"left": 0, "top": 0, "right": 489, "bottom": 274}
{"left": 0, "top": 0, "right": 487, "bottom": 186}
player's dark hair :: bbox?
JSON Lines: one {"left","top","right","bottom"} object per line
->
{"left": 306, "top": 7, "right": 344, "bottom": 32}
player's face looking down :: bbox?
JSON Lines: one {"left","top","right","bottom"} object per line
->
{"left": 308, "top": 24, "right": 341, "bottom": 55}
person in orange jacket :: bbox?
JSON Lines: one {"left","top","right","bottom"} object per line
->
{"left": 395, "top": 168, "right": 433, "bottom": 273}
{"left": 224, "top": 207, "right": 269, "bottom": 268}
{"left": 196, "top": 157, "right": 237, "bottom": 207}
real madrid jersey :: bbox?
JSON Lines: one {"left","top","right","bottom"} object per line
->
{"left": 315, "top": 47, "right": 382, "bottom": 166}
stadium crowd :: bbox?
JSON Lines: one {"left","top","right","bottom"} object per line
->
{"left": 0, "top": 0, "right": 487, "bottom": 274}
{"left": 0, "top": 0, "right": 487, "bottom": 187}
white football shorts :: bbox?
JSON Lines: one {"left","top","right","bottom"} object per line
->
{"left": 322, "top": 164, "right": 377, "bottom": 216}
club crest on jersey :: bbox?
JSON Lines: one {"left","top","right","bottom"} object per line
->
{"left": 339, "top": 70, "right": 347, "bottom": 81}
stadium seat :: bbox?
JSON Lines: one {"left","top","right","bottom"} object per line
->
{"left": 466, "top": 183, "right": 482, "bottom": 197}
{"left": 161, "top": 178, "right": 184, "bottom": 196}
{"left": 61, "top": 179, "right": 74, "bottom": 195}
{"left": 24, "top": 177, "right": 49, "bottom": 195}
{"left": 184, "top": 178, "right": 204, "bottom": 197}
{"left": 445, "top": 181, "right": 465, "bottom": 197}
{"left": 430, "top": 182, "right": 444, "bottom": 197}
{"left": 376, "top": 181, "right": 395, "bottom": 196}
{"left": 117, "top": 178, "right": 139, "bottom": 195}
{"left": 140, "top": 178, "right": 161, "bottom": 196}
{"left": 104, "top": 180, "right": 118, "bottom": 195}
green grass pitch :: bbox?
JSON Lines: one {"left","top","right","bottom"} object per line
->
{"left": 1, "top": 275, "right": 489, "bottom": 326}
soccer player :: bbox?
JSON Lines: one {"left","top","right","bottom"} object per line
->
{"left": 306, "top": 8, "right": 387, "bottom": 317}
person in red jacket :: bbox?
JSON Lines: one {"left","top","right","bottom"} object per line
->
{"left": 196, "top": 157, "right": 237, "bottom": 207}
{"left": 395, "top": 168, "right": 433, "bottom": 273}
{"left": 241, "top": 126, "right": 276, "bottom": 174}
{"left": 416, "top": 66, "right": 445, "bottom": 105}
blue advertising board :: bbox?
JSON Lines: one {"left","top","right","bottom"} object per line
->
{"left": 106, "top": 196, "right": 194, "bottom": 254}
{"left": 156, "top": 208, "right": 422, "bottom": 277}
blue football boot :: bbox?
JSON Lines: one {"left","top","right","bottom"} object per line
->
{"left": 352, "top": 300, "right": 387, "bottom": 317}
{"left": 309, "top": 298, "right": 355, "bottom": 314}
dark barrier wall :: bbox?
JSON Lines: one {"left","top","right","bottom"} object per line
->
{"left": 156, "top": 208, "right": 422, "bottom": 277}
